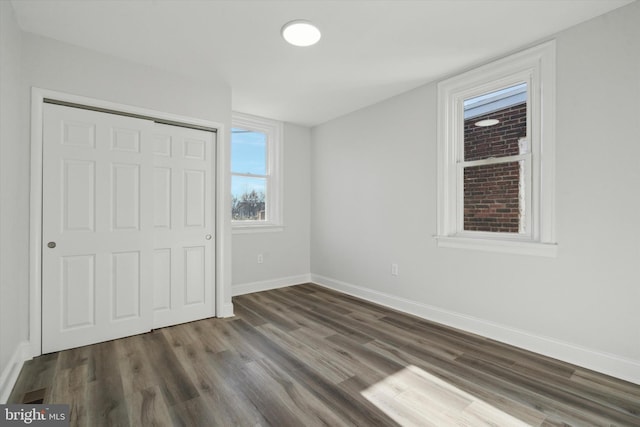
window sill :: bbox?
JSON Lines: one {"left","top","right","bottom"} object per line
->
{"left": 232, "top": 224, "right": 284, "bottom": 234}
{"left": 435, "top": 235, "right": 558, "bottom": 257}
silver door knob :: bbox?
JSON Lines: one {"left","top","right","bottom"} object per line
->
{"left": 205, "top": 234, "right": 212, "bottom": 240}
{"left": 47, "top": 242, "right": 56, "bottom": 248}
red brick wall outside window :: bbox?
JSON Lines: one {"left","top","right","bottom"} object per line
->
{"left": 463, "top": 103, "right": 527, "bottom": 233}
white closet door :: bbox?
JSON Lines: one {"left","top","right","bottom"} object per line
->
{"left": 42, "top": 104, "right": 217, "bottom": 353}
{"left": 151, "top": 123, "right": 215, "bottom": 329}
{"left": 42, "top": 104, "right": 155, "bottom": 353}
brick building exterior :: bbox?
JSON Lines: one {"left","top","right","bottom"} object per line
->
{"left": 463, "top": 102, "right": 527, "bottom": 233}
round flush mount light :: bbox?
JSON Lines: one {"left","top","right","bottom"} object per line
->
{"left": 474, "top": 119, "right": 500, "bottom": 127}
{"left": 281, "top": 20, "right": 321, "bottom": 47}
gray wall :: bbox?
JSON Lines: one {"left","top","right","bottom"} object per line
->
{"left": 232, "top": 122, "right": 311, "bottom": 293}
{"left": 0, "top": 1, "right": 27, "bottom": 390}
{"left": 311, "top": 2, "right": 640, "bottom": 382}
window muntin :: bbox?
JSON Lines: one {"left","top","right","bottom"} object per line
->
{"left": 231, "top": 113, "right": 282, "bottom": 230}
{"left": 436, "top": 41, "right": 556, "bottom": 256}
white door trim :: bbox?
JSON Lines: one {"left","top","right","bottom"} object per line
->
{"left": 29, "top": 87, "right": 234, "bottom": 357}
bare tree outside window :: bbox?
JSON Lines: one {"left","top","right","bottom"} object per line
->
{"left": 232, "top": 189, "right": 266, "bottom": 220}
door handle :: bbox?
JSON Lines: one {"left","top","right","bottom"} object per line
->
{"left": 47, "top": 242, "right": 56, "bottom": 248}
{"left": 205, "top": 234, "right": 212, "bottom": 240}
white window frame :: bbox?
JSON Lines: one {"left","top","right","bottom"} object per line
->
{"left": 231, "top": 112, "right": 283, "bottom": 233}
{"left": 436, "top": 41, "right": 557, "bottom": 257}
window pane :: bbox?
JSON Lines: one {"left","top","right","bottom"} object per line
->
{"left": 464, "top": 83, "right": 527, "bottom": 161}
{"left": 231, "top": 128, "right": 266, "bottom": 175}
{"left": 231, "top": 175, "right": 267, "bottom": 221}
{"left": 463, "top": 161, "right": 524, "bottom": 233}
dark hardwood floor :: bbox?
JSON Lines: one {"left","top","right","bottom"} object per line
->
{"left": 9, "top": 284, "right": 640, "bottom": 426}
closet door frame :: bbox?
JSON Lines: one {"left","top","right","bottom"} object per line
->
{"left": 29, "top": 87, "right": 234, "bottom": 357}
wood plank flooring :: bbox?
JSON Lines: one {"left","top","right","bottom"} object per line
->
{"left": 9, "top": 283, "right": 640, "bottom": 426}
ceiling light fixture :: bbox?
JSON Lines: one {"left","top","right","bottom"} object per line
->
{"left": 474, "top": 119, "right": 500, "bottom": 127}
{"left": 281, "top": 20, "right": 321, "bottom": 47}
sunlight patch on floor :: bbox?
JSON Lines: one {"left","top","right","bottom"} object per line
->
{"left": 361, "top": 365, "right": 533, "bottom": 426}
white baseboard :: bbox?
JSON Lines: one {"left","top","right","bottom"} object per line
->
{"left": 311, "top": 274, "right": 640, "bottom": 386}
{"left": 0, "top": 341, "right": 32, "bottom": 403}
{"left": 232, "top": 274, "right": 312, "bottom": 297}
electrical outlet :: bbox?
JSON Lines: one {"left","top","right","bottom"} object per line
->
{"left": 391, "top": 263, "right": 398, "bottom": 276}
{"left": 257, "top": 254, "right": 264, "bottom": 264}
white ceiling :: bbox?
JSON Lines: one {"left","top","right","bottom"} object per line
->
{"left": 10, "top": 0, "right": 634, "bottom": 127}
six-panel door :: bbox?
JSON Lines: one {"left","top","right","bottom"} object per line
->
{"left": 151, "top": 123, "right": 215, "bottom": 329}
{"left": 42, "top": 104, "right": 215, "bottom": 353}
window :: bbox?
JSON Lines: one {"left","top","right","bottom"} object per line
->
{"left": 436, "top": 41, "right": 557, "bottom": 256}
{"left": 231, "top": 112, "right": 282, "bottom": 232}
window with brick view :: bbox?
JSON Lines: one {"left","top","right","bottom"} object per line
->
{"left": 436, "top": 41, "right": 556, "bottom": 256}
{"left": 462, "top": 83, "right": 529, "bottom": 234}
